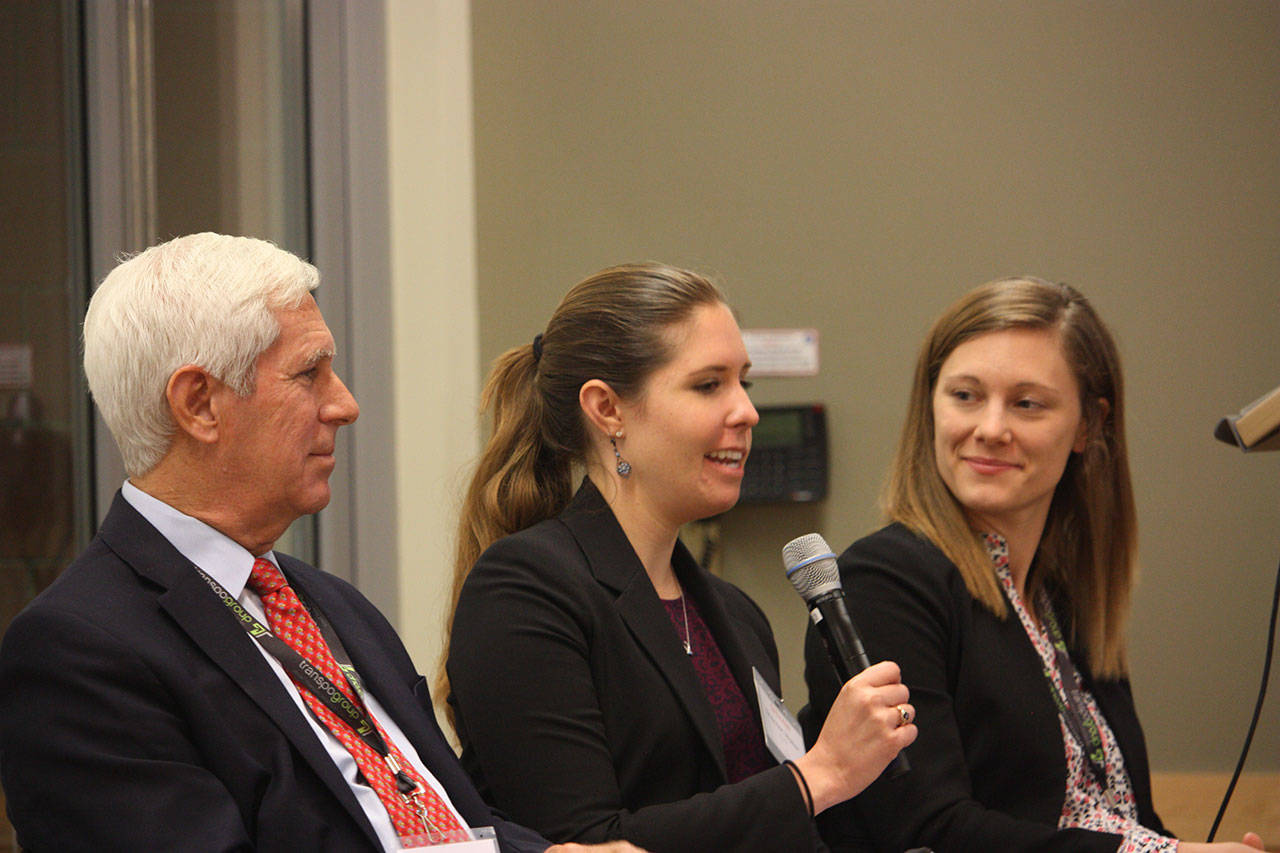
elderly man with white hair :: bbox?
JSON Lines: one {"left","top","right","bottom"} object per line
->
{"left": 0, "top": 233, "right": 638, "bottom": 853}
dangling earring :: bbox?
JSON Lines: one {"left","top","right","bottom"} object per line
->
{"left": 611, "top": 430, "right": 631, "bottom": 478}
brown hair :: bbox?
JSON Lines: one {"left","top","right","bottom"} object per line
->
{"left": 436, "top": 262, "right": 726, "bottom": 710}
{"left": 885, "top": 276, "right": 1135, "bottom": 677}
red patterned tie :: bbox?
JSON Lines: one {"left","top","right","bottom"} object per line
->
{"left": 247, "top": 558, "right": 465, "bottom": 843}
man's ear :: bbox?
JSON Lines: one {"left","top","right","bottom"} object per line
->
{"left": 579, "top": 379, "right": 624, "bottom": 439}
{"left": 165, "top": 365, "right": 222, "bottom": 444}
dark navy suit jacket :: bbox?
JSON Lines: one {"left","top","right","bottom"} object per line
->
{"left": 0, "top": 492, "right": 549, "bottom": 852}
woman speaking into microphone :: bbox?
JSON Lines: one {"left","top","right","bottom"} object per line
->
{"left": 439, "top": 263, "right": 916, "bottom": 851}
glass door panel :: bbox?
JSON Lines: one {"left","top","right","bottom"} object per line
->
{"left": 0, "top": 3, "right": 90, "bottom": 845}
{"left": 0, "top": 2, "right": 90, "bottom": 642}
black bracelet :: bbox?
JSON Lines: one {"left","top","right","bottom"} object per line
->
{"left": 783, "top": 759, "right": 814, "bottom": 817}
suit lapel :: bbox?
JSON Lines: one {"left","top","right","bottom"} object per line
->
{"left": 288, "top": 565, "right": 506, "bottom": 829}
{"left": 674, "top": 545, "right": 771, "bottom": 724}
{"left": 280, "top": 556, "right": 398, "bottom": 709}
{"left": 97, "top": 494, "right": 382, "bottom": 848}
{"left": 281, "top": 559, "right": 442, "bottom": 774}
{"left": 560, "top": 482, "right": 730, "bottom": 780}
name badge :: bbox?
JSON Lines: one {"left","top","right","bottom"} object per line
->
{"left": 752, "top": 666, "right": 805, "bottom": 763}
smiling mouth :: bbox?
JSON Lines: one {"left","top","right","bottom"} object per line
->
{"left": 965, "top": 456, "right": 1019, "bottom": 472}
{"left": 706, "top": 449, "right": 746, "bottom": 468}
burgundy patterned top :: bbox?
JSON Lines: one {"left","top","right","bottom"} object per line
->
{"left": 661, "top": 595, "right": 774, "bottom": 783}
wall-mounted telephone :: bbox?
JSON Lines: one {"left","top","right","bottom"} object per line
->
{"left": 739, "top": 403, "right": 828, "bottom": 503}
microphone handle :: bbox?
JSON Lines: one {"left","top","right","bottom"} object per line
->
{"left": 810, "top": 590, "right": 872, "bottom": 681}
{"left": 809, "top": 590, "right": 911, "bottom": 777}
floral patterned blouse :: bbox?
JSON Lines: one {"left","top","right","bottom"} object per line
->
{"left": 983, "top": 533, "right": 1178, "bottom": 853}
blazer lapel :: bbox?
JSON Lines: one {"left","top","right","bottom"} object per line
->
{"left": 674, "top": 545, "right": 772, "bottom": 725}
{"left": 1069, "top": 633, "right": 1159, "bottom": 829}
{"left": 560, "top": 482, "right": 730, "bottom": 779}
{"left": 97, "top": 494, "right": 381, "bottom": 848}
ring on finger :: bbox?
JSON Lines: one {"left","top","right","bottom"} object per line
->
{"left": 895, "top": 704, "right": 911, "bottom": 727}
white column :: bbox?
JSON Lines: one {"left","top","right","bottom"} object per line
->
{"left": 385, "top": 0, "right": 479, "bottom": 681}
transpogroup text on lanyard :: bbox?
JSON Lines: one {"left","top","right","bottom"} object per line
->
{"left": 196, "top": 564, "right": 466, "bottom": 844}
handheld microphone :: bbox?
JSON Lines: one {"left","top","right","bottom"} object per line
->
{"left": 784, "top": 532, "right": 909, "bottom": 776}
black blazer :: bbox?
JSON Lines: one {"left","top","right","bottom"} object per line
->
{"left": 447, "top": 480, "right": 822, "bottom": 852}
{"left": 801, "top": 523, "right": 1167, "bottom": 853}
{"left": 0, "top": 492, "right": 548, "bottom": 853}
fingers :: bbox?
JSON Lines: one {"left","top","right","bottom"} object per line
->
{"left": 854, "top": 659, "right": 902, "bottom": 687}
{"left": 1241, "top": 832, "right": 1264, "bottom": 850}
{"left": 893, "top": 704, "right": 918, "bottom": 748}
{"left": 843, "top": 661, "right": 910, "bottom": 714}
{"left": 830, "top": 664, "right": 917, "bottom": 751}
{"left": 857, "top": 663, "right": 917, "bottom": 747}
{"left": 798, "top": 653, "right": 921, "bottom": 809}
{"left": 803, "top": 659, "right": 917, "bottom": 810}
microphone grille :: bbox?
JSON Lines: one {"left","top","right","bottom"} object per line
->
{"left": 782, "top": 533, "right": 843, "bottom": 603}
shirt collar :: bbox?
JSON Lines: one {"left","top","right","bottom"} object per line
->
{"left": 121, "top": 480, "right": 275, "bottom": 597}
{"left": 979, "top": 530, "right": 1019, "bottom": 597}
{"left": 979, "top": 531, "right": 1010, "bottom": 567}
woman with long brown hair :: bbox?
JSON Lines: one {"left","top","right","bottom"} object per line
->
{"left": 803, "top": 277, "right": 1264, "bottom": 852}
{"left": 440, "top": 263, "right": 916, "bottom": 851}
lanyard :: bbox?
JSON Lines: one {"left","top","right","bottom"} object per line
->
{"left": 195, "top": 567, "right": 424, "bottom": 802}
{"left": 1038, "top": 599, "right": 1115, "bottom": 806}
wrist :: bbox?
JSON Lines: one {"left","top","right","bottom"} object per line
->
{"left": 783, "top": 759, "right": 814, "bottom": 817}
{"left": 790, "top": 751, "right": 842, "bottom": 815}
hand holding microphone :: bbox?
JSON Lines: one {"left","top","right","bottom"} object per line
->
{"left": 782, "top": 534, "right": 916, "bottom": 812}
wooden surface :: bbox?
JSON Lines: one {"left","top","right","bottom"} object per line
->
{"left": 1152, "top": 773, "right": 1279, "bottom": 849}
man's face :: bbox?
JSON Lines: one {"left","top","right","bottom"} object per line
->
{"left": 213, "top": 296, "right": 358, "bottom": 544}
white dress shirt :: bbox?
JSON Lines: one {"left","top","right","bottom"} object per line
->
{"left": 122, "top": 481, "right": 468, "bottom": 851}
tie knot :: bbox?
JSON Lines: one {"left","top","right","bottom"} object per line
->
{"left": 247, "top": 558, "right": 287, "bottom": 597}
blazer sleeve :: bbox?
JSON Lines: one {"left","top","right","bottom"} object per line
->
{"left": 447, "top": 532, "right": 817, "bottom": 852}
{"left": 0, "top": 602, "right": 258, "bottom": 852}
{"left": 802, "top": 526, "right": 1129, "bottom": 853}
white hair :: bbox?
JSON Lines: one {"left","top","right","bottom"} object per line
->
{"left": 83, "top": 233, "right": 319, "bottom": 477}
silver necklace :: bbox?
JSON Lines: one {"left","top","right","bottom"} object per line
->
{"left": 680, "top": 594, "right": 692, "bottom": 655}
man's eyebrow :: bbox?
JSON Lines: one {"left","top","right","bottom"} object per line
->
{"left": 301, "top": 346, "right": 336, "bottom": 368}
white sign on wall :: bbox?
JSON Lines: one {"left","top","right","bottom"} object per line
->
{"left": 740, "top": 328, "right": 819, "bottom": 377}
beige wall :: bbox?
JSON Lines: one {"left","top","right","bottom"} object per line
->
{"left": 467, "top": 0, "right": 1279, "bottom": 774}
{"left": 385, "top": 0, "right": 479, "bottom": 682}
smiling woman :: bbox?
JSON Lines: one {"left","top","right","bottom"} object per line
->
{"left": 582, "top": 301, "right": 757, "bottom": 541}
{"left": 438, "top": 263, "right": 915, "bottom": 851}
{"left": 930, "top": 326, "right": 1088, "bottom": 597}
{"left": 801, "top": 277, "right": 1266, "bottom": 853}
